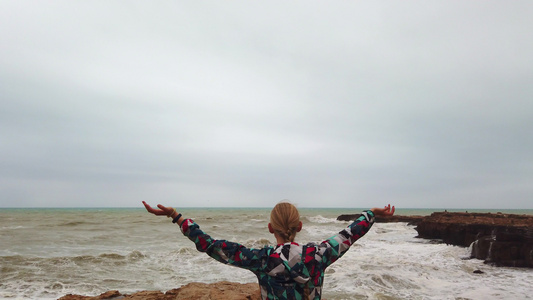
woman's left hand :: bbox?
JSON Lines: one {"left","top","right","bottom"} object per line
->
{"left": 371, "top": 204, "right": 395, "bottom": 216}
{"left": 142, "top": 201, "right": 175, "bottom": 217}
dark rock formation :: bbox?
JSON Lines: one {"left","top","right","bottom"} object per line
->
{"left": 336, "top": 214, "right": 425, "bottom": 225}
{"left": 414, "top": 212, "right": 533, "bottom": 268}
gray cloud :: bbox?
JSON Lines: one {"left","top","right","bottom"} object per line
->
{"left": 1, "top": 1, "right": 532, "bottom": 208}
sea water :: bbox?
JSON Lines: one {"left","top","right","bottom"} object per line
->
{"left": 0, "top": 207, "right": 532, "bottom": 299}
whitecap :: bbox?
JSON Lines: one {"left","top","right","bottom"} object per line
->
{"left": 0, "top": 225, "right": 25, "bottom": 230}
{"left": 305, "top": 215, "right": 341, "bottom": 224}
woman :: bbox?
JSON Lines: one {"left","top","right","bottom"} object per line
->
{"left": 143, "top": 201, "right": 395, "bottom": 300}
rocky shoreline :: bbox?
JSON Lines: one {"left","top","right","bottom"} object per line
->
{"left": 338, "top": 211, "right": 533, "bottom": 268}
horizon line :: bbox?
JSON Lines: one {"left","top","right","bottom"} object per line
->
{"left": 1, "top": 206, "right": 532, "bottom": 210}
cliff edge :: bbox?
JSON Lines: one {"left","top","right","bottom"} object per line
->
{"left": 337, "top": 211, "right": 533, "bottom": 268}
{"left": 415, "top": 212, "right": 533, "bottom": 268}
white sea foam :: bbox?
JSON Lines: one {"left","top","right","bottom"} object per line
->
{"left": 324, "top": 223, "right": 533, "bottom": 299}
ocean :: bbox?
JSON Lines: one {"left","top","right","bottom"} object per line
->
{"left": 1, "top": 207, "right": 532, "bottom": 299}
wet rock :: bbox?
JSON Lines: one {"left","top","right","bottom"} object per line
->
{"left": 58, "top": 290, "right": 122, "bottom": 300}
{"left": 414, "top": 212, "right": 533, "bottom": 268}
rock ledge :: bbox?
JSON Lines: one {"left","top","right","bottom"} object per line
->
{"left": 58, "top": 281, "right": 260, "bottom": 300}
{"left": 338, "top": 211, "right": 533, "bottom": 268}
{"left": 415, "top": 212, "right": 533, "bottom": 268}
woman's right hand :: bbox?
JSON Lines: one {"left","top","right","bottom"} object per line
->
{"left": 142, "top": 201, "right": 176, "bottom": 217}
{"left": 371, "top": 204, "right": 395, "bottom": 216}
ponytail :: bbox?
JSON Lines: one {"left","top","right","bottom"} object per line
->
{"left": 303, "top": 284, "right": 310, "bottom": 300}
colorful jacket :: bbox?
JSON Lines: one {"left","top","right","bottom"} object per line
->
{"left": 179, "top": 210, "right": 375, "bottom": 300}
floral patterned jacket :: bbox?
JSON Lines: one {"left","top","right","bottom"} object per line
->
{"left": 179, "top": 210, "right": 375, "bottom": 300}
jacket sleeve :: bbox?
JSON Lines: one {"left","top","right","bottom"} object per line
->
{"left": 179, "top": 219, "right": 269, "bottom": 272}
{"left": 318, "top": 210, "right": 375, "bottom": 267}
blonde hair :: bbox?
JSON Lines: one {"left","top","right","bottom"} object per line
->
{"left": 270, "top": 201, "right": 301, "bottom": 242}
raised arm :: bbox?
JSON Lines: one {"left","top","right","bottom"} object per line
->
{"left": 142, "top": 201, "right": 267, "bottom": 272}
{"left": 320, "top": 204, "right": 395, "bottom": 267}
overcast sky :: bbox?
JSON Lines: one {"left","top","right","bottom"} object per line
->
{"left": 1, "top": 1, "right": 532, "bottom": 209}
